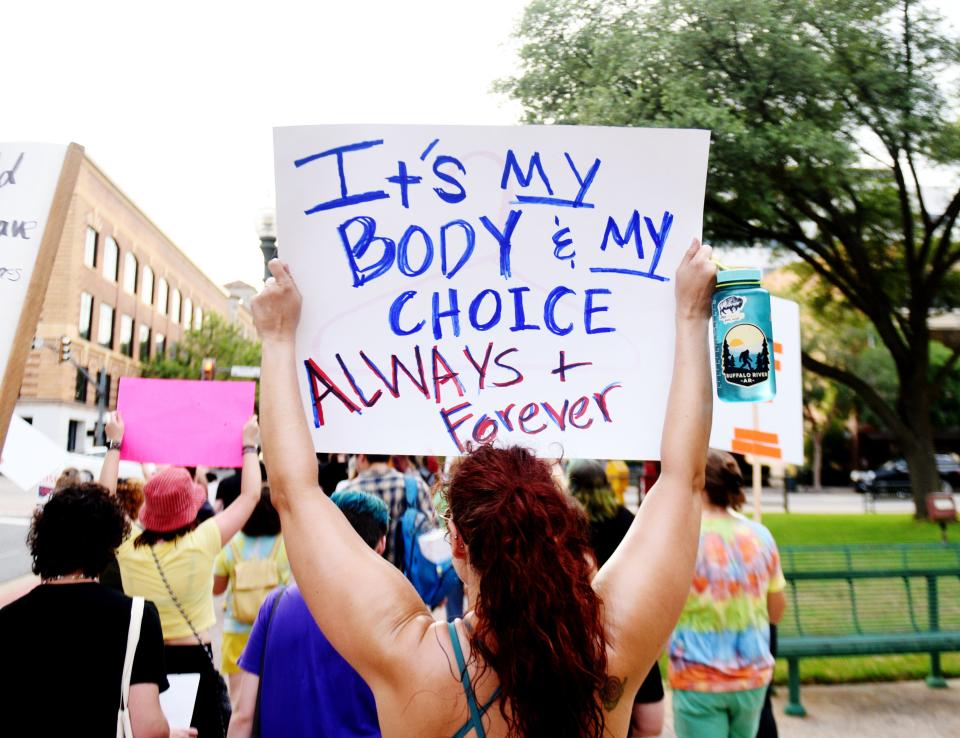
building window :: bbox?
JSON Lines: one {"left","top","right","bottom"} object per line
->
{"left": 98, "top": 304, "right": 115, "bottom": 348}
{"left": 123, "top": 252, "right": 138, "bottom": 294}
{"left": 79, "top": 292, "right": 94, "bottom": 340}
{"left": 67, "top": 420, "right": 80, "bottom": 452}
{"left": 139, "top": 324, "right": 151, "bottom": 361}
{"left": 75, "top": 368, "right": 88, "bottom": 402}
{"left": 119, "top": 315, "right": 134, "bottom": 357}
{"left": 183, "top": 298, "right": 193, "bottom": 330}
{"left": 171, "top": 288, "right": 181, "bottom": 324}
{"left": 157, "top": 278, "right": 168, "bottom": 315}
{"left": 155, "top": 332, "right": 166, "bottom": 357}
{"left": 84, "top": 227, "right": 98, "bottom": 268}
{"left": 141, "top": 265, "right": 154, "bottom": 305}
{"left": 194, "top": 307, "right": 203, "bottom": 329}
{"left": 103, "top": 237, "right": 119, "bottom": 281}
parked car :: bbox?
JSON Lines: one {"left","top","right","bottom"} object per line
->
{"left": 851, "top": 454, "right": 960, "bottom": 497}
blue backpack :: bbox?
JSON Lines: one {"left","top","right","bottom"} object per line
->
{"left": 398, "top": 476, "right": 460, "bottom": 608}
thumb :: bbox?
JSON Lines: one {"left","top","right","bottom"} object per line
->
{"left": 679, "top": 238, "right": 702, "bottom": 267}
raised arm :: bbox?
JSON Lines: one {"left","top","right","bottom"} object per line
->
{"left": 593, "top": 238, "right": 715, "bottom": 679}
{"left": 99, "top": 412, "right": 124, "bottom": 495}
{"left": 213, "top": 415, "right": 263, "bottom": 547}
{"left": 252, "top": 259, "right": 431, "bottom": 689}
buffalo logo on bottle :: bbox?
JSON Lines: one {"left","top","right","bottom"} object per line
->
{"left": 716, "top": 295, "right": 746, "bottom": 323}
{"left": 720, "top": 324, "right": 771, "bottom": 387}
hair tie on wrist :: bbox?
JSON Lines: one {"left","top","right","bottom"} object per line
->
{"left": 242, "top": 445, "right": 258, "bottom": 456}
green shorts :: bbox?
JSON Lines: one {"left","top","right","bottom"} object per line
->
{"left": 672, "top": 686, "right": 767, "bottom": 738}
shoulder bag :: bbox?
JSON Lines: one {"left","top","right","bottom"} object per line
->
{"left": 117, "top": 596, "right": 145, "bottom": 738}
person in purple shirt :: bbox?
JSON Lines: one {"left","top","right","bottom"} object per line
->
{"left": 226, "top": 490, "right": 386, "bottom": 738}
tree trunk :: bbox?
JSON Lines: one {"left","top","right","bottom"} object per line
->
{"left": 812, "top": 430, "right": 824, "bottom": 492}
{"left": 898, "top": 378, "right": 940, "bottom": 519}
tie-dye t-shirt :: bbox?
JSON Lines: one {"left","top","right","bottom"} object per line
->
{"left": 668, "top": 514, "right": 785, "bottom": 692}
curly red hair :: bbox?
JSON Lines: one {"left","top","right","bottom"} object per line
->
{"left": 447, "top": 445, "right": 608, "bottom": 737}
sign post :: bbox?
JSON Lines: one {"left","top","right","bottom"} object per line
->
{"left": 0, "top": 142, "right": 84, "bottom": 453}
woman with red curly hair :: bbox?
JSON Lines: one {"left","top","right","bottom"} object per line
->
{"left": 252, "top": 238, "right": 715, "bottom": 738}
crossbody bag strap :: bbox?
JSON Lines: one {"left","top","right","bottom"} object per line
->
{"left": 252, "top": 587, "right": 286, "bottom": 738}
{"left": 149, "top": 546, "right": 228, "bottom": 738}
{"left": 120, "top": 597, "right": 145, "bottom": 710}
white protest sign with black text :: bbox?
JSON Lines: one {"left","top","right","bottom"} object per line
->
{"left": 0, "top": 142, "right": 81, "bottom": 453}
{"left": 274, "top": 125, "right": 710, "bottom": 458}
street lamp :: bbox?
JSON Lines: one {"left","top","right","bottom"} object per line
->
{"left": 257, "top": 209, "right": 277, "bottom": 281}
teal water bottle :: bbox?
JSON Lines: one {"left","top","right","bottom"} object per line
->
{"left": 712, "top": 268, "right": 777, "bottom": 403}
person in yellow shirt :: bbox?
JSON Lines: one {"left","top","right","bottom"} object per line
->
{"left": 213, "top": 485, "right": 291, "bottom": 703}
{"left": 100, "top": 412, "right": 262, "bottom": 738}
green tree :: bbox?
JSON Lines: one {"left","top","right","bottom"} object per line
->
{"left": 141, "top": 313, "right": 260, "bottom": 381}
{"left": 501, "top": 0, "right": 960, "bottom": 516}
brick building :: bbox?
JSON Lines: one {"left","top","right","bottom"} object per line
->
{"left": 16, "top": 154, "right": 257, "bottom": 452}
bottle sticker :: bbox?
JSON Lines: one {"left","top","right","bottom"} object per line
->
{"left": 721, "top": 323, "right": 771, "bottom": 387}
{"left": 716, "top": 294, "right": 747, "bottom": 324}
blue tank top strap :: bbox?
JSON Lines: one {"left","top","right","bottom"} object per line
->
{"left": 448, "top": 621, "right": 492, "bottom": 738}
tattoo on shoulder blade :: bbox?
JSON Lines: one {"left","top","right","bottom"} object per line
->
{"left": 600, "top": 675, "right": 628, "bottom": 711}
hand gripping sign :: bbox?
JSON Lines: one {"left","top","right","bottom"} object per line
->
{"left": 274, "top": 125, "right": 710, "bottom": 459}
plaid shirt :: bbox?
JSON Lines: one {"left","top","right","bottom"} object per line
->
{"left": 335, "top": 467, "right": 434, "bottom": 569}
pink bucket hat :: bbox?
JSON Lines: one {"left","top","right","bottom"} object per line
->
{"left": 140, "top": 467, "right": 207, "bottom": 532}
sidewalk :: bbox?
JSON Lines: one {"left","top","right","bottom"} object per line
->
{"left": 660, "top": 680, "right": 959, "bottom": 737}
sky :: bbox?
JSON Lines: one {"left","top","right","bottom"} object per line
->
{"left": 7, "top": 0, "right": 960, "bottom": 290}
{"left": 7, "top": 0, "right": 529, "bottom": 289}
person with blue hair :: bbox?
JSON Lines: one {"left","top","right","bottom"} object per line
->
{"left": 226, "top": 491, "right": 387, "bottom": 738}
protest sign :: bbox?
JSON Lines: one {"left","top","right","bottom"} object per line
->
{"left": 710, "top": 297, "right": 803, "bottom": 465}
{"left": 117, "top": 377, "right": 255, "bottom": 467}
{"left": 0, "top": 143, "right": 84, "bottom": 453}
{"left": 0, "top": 414, "right": 67, "bottom": 492}
{"left": 274, "top": 125, "right": 710, "bottom": 458}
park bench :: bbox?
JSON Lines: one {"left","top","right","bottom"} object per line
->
{"left": 777, "top": 543, "right": 960, "bottom": 717}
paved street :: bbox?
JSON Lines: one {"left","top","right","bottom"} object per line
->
{"left": 656, "top": 680, "right": 960, "bottom": 738}
{"left": 625, "top": 485, "right": 960, "bottom": 516}
{"left": 0, "top": 519, "right": 31, "bottom": 583}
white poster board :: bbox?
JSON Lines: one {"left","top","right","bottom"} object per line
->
{"left": 159, "top": 673, "right": 200, "bottom": 729}
{"left": 0, "top": 143, "right": 67, "bottom": 393}
{"left": 710, "top": 297, "right": 803, "bottom": 464}
{"left": 0, "top": 415, "right": 67, "bottom": 491}
{"left": 275, "top": 125, "right": 710, "bottom": 458}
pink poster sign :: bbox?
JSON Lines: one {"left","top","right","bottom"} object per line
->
{"left": 117, "top": 377, "right": 255, "bottom": 468}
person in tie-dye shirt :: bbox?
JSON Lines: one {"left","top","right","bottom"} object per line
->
{"left": 668, "top": 450, "right": 786, "bottom": 738}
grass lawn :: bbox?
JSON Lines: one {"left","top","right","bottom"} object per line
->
{"left": 756, "top": 513, "right": 960, "bottom": 685}
{"left": 762, "top": 513, "right": 953, "bottom": 546}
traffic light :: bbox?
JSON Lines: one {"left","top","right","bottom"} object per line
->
{"left": 201, "top": 357, "right": 216, "bottom": 380}
{"left": 58, "top": 336, "right": 72, "bottom": 363}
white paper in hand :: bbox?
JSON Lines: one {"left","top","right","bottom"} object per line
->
{"left": 159, "top": 672, "right": 200, "bottom": 729}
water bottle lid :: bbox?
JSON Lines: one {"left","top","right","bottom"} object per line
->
{"left": 717, "top": 268, "right": 762, "bottom": 286}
